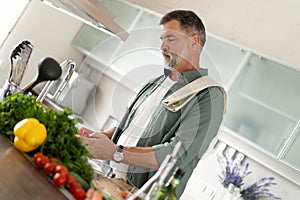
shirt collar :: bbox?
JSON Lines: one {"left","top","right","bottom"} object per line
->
{"left": 164, "top": 68, "right": 208, "bottom": 84}
{"left": 179, "top": 69, "right": 208, "bottom": 82}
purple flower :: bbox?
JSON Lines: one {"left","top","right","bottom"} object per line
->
{"left": 217, "top": 154, "right": 250, "bottom": 188}
{"left": 240, "top": 177, "right": 281, "bottom": 200}
{"left": 217, "top": 154, "right": 281, "bottom": 200}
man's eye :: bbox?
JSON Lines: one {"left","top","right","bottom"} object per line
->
{"left": 167, "top": 37, "right": 175, "bottom": 41}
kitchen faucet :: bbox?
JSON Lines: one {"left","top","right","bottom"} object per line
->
{"left": 37, "top": 59, "right": 76, "bottom": 102}
{"left": 52, "top": 59, "right": 76, "bottom": 100}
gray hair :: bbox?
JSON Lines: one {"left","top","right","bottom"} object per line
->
{"left": 160, "top": 10, "right": 206, "bottom": 47}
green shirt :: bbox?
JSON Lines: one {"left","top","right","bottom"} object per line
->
{"left": 112, "top": 69, "right": 225, "bottom": 197}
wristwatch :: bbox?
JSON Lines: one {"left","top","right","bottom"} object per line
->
{"left": 113, "top": 145, "right": 124, "bottom": 163}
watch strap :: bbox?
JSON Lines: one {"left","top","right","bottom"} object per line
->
{"left": 117, "top": 145, "right": 124, "bottom": 152}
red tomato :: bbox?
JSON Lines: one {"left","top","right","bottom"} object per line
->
{"left": 72, "top": 187, "right": 86, "bottom": 200}
{"left": 121, "top": 190, "right": 129, "bottom": 199}
{"left": 77, "top": 129, "right": 90, "bottom": 138}
{"left": 53, "top": 172, "right": 68, "bottom": 187}
{"left": 33, "top": 152, "right": 45, "bottom": 162}
{"left": 68, "top": 175, "right": 77, "bottom": 185}
{"left": 34, "top": 155, "right": 49, "bottom": 168}
{"left": 43, "top": 162, "right": 57, "bottom": 175}
{"left": 69, "top": 182, "right": 83, "bottom": 194}
{"left": 50, "top": 157, "right": 61, "bottom": 165}
{"left": 55, "top": 165, "right": 69, "bottom": 175}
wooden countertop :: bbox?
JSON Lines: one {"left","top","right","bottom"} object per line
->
{"left": 0, "top": 134, "right": 72, "bottom": 200}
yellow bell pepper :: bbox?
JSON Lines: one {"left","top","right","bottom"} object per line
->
{"left": 13, "top": 118, "right": 47, "bottom": 152}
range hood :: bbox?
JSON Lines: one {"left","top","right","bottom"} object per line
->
{"left": 41, "top": 0, "right": 129, "bottom": 41}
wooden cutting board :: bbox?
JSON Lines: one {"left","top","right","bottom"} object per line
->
{"left": 93, "top": 177, "right": 134, "bottom": 200}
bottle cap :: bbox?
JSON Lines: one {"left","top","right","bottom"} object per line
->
{"left": 174, "top": 167, "right": 185, "bottom": 179}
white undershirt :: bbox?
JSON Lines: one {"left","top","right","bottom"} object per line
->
{"left": 111, "top": 77, "right": 176, "bottom": 179}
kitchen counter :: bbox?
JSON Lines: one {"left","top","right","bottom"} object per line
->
{"left": 0, "top": 134, "right": 72, "bottom": 200}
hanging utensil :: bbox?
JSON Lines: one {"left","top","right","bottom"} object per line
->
{"left": 22, "top": 57, "right": 62, "bottom": 93}
{"left": 9, "top": 40, "right": 33, "bottom": 86}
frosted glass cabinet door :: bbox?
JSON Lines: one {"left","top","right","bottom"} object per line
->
{"left": 223, "top": 54, "right": 300, "bottom": 155}
{"left": 98, "top": 0, "right": 140, "bottom": 30}
{"left": 284, "top": 128, "right": 300, "bottom": 169}
{"left": 73, "top": 25, "right": 111, "bottom": 52}
{"left": 201, "top": 35, "right": 247, "bottom": 87}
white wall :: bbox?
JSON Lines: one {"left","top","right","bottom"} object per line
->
{"left": 0, "top": 0, "right": 84, "bottom": 89}
{"left": 79, "top": 62, "right": 133, "bottom": 130}
{"left": 127, "top": 0, "right": 300, "bottom": 68}
{"left": 0, "top": 0, "right": 299, "bottom": 199}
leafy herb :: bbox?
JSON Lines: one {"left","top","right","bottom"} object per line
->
{"left": 0, "top": 93, "right": 93, "bottom": 183}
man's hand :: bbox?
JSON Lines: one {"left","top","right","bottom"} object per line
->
{"left": 79, "top": 130, "right": 159, "bottom": 169}
{"left": 78, "top": 127, "right": 114, "bottom": 139}
{"left": 81, "top": 133, "right": 117, "bottom": 160}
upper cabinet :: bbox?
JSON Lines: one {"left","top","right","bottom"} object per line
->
{"left": 73, "top": 0, "right": 163, "bottom": 88}
{"left": 201, "top": 35, "right": 249, "bottom": 87}
{"left": 224, "top": 53, "right": 300, "bottom": 156}
{"left": 72, "top": 0, "right": 300, "bottom": 183}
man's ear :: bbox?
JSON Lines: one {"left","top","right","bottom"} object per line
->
{"left": 191, "top": 34, "right": 201, "bottom": 47}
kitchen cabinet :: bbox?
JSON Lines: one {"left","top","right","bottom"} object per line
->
{"left": 72, "top": 0, "right": 300, "bottom": 184}
{"left": 224, "top": 53, "right": 300, "bottom": 156}
{"left": 283, "top": 127, "right": 300, "bottom": 169}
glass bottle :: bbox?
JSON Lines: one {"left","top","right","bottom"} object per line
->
{"left": 129, "top": 141, "right": 182, "bottom": 200}
{"left": 146, "top": 161, "right": 176, "bottom": 200}
{"left": 157, "top": 168, "right": 185, "bottom": 200}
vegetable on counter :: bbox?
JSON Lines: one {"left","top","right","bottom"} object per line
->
{"left": 13, "top": 118, "right": 47, "bottom": 152}
{"left": 33, "top": 152, "right": 87, "bottom": 200}
{"left": 0, "top": 93, "right": 93, "bottom": 184}
{"left": 85, "top": 188, "right": 103, "bottom": 200}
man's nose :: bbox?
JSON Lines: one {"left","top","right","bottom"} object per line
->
{"left": 160, "top": 41, "right": 169, "bottom": 51}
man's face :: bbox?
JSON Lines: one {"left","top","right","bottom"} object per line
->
{"left": 160, "top": 20, "right": 192, "bottom": 71}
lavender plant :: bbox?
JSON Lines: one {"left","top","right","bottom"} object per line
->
{"left": 217, "top": 154, "right": 251, "bottom": 188}
{"left": 240, "top": 177, "right": 281, "bottom": 200}
{"left": 217, "top": 154, "right": 281, "bottom": 199}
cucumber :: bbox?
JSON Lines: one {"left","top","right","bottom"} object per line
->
{"left": 69, "top": 171, "right": 90, "bottom": 191}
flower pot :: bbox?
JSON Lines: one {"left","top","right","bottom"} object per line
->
{"left": 213, "top": 184, "right": 242, "bottom": 200}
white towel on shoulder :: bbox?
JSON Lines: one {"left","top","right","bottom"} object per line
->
{"left": 162, "top": 76, "right": 226, "bottom": 112}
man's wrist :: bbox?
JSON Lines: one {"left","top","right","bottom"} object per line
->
{"left": 112, "top": 145, "right": 124, "bottom": 163}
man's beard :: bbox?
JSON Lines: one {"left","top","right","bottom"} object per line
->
{"left": 162, "top": 51, "right": 181, "bottom": 69}
{"left": 162, "top": 45, "right": 188, "bottom": 70}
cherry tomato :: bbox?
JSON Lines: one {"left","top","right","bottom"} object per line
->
{"left": 33, "top": 152, "right": 45, "bottom": 162}
{"left": 55, "top": 165, "right": 69, "bottom": 175}
{"left": 50, "top": 157, "right": 61, "bottom": 165}
{"left": 121, "top": 190, "right": 129, "bottom": 199}
{"left": 72, "top": 187, "right": 86, "bottom": 200}
{"left": 68, "top": 175, "right": 77, "bottom": 185}
{"left": 43, "top": 162, "right": 57, "bottom": 175}
{"left": 34, "top": 155, "right": 49, "bottom": 168}
{"left": 53, "top": 172, "right": 68, "bottom": 187}
{"left": 77, "top": 129, "right": 90, "bottom": 138}
{"left": 69, "top": 182, "right": 83, "bottom": 194}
